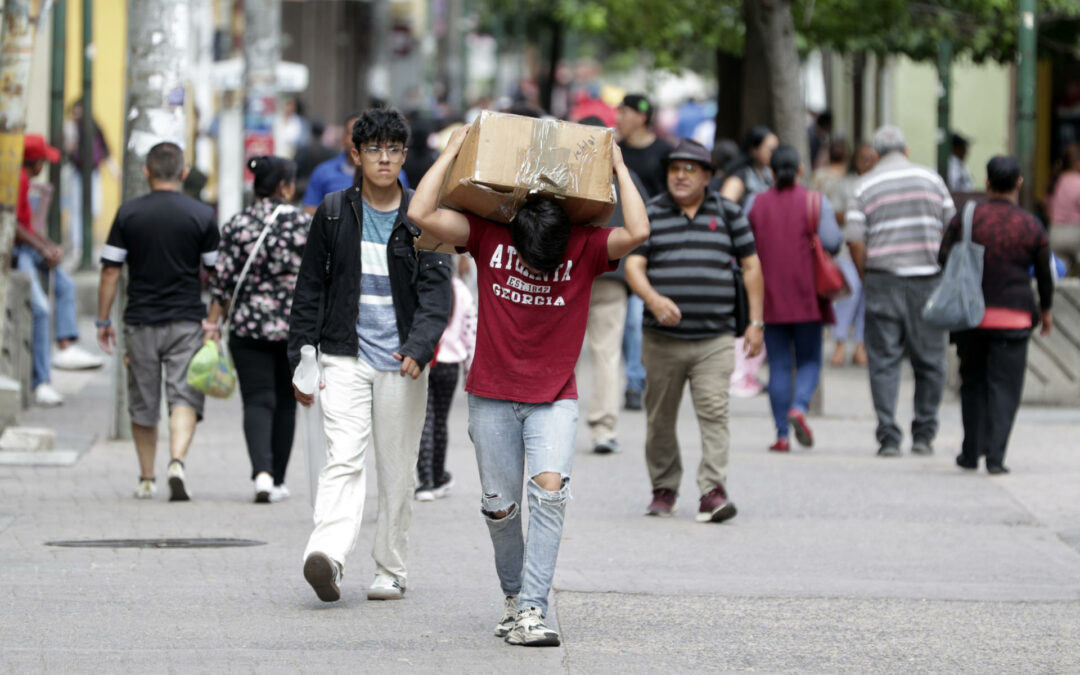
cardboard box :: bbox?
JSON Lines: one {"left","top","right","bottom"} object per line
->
{"left": 438, "top": 111, "right": 617, "bottom": 227}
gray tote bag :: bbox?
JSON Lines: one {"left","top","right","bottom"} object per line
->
{"left": 922, "top": 201, "right": 985, "bottom": 331}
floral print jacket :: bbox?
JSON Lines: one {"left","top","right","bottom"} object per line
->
{"left": 210, "top": 198, "right": 310, "bottom": 342}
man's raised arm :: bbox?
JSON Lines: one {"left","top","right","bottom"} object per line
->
{"left": 606, "top": 142, "right": 650, "bottom": 260}
{"left": 407, "top": 125, "right": 473, "bottom": 248}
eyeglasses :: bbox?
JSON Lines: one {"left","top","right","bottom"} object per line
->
{"left": 667, "top": 162, "right": 702, "bottom": 176}
{"left": 360, "top": 145, "right": 405, "bottom": 161}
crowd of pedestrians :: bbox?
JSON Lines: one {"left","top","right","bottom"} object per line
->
{"left": 64, "top": 92, "right": 1060, "bottom": 650}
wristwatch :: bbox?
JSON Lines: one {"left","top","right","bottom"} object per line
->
{"left": 749, "top": 320, "right": 765, "bottom": 329}
{"left": 94, "top": 318, "right": 111, "bottom": 328}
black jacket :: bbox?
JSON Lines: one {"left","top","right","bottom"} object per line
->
{"left": 287, "top": 181, "right": 452, "bottom": 370}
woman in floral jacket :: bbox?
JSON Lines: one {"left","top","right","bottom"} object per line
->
{"left": 205, "top": 156, "right": 310, "bottom": 503}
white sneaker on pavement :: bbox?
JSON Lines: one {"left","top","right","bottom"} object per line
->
{"left": 303, "top": 552, "right": 342, "bottom": 602}
{"left": 34, "top": 383, "right": 64, "bottom": 407}
{"left": 367, "top": 573, "right": 405, "bottom": 600}
{"left": 133, "top": 479, "right": 157, "bottom": 500}
{"left": 254, "top": 472, "right": 273, "bottom": 503}
{"left": 494, "top": 595, "right": 519, "bottom": 638}
{"left": 504, "top": 606, "right": 560, "bottom": 647}
{"left": 167, "top": 459, "right": 190, "bottom": 502}
{"left": 270, "top": 484, "right": 291, "bottom": 502}
{"left": 52, "top": 344, "right": 104, "bottom": 370}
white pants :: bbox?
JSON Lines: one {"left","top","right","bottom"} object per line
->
{"left": 303, "top": 354, "right": 428, "bottom": 586}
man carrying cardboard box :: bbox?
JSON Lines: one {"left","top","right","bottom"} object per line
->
{"left": 408, "top": 124, "right": 649, "bottom": 647}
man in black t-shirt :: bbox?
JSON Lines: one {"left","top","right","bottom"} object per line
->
{"left": 96, "top": 142, "right": 220, "bottom": 502}
{"left": 616, "top": 94, "right": 673, "bottom": 410}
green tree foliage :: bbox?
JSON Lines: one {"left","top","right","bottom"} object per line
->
{"left": 551, "top": 0, "right": 1080, "bottom": 68}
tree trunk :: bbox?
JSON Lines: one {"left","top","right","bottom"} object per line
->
{"left": 756, "top": 0, "right": 810, "bottom": 167}
{"left": 0, "top": 0, "right": 46, "bottom": 363}
{"left": 714, "top": 48, "right": 743, "bottom": 143}
{"left": 112, "top": 0, "right": 191, "bottom": 439}
{"left": 539, "top": 21, "right": 562, "bottom": 115}
{"left": 741, "top": 0, "right": 772, "bottom": 138}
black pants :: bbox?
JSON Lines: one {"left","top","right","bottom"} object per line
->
{"left": 416, "top": 362, "right": 459, "bottom": 487}
{"left": 229, "top": 336, "right": 296, "bottom": 484}
{"left": 956, "top": 330, "right": 1029, "bottom": 469}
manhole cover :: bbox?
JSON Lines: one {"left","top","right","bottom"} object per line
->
{"left": 45, "top": 538, "right": 265, "bottom": 549}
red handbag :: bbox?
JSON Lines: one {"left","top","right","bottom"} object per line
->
{"left": 807, "top": 190, "right": 851, "bottom": 301}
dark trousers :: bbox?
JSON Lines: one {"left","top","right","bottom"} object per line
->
{"left": 229, "top": 336, "right": 296, "bottom": 484}
{"left": 864, "top": 273, "right": 947, "bottom": 448}
{"left": 417, "top": 362, "right": 460, "bottom": 487}
{"left": 956, "top": 331, "right": 1029, "bottom": 469}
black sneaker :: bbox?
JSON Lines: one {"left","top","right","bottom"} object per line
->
{"left": 592, "top": 439, "right": 619, "bottom": 454}
{"left": 624, "top": 388, "right": 643, "bottom": 410}
{"left": 987, "top": 464, "right": 1011, "bottom": 475}
{"left": 167, "top": 459, "right": 190, "bottom": 501}
{"left": 956, "top": 454, "right": 978, "bottom": 470}
{"left": 877, "top": 445, "right": 901, "bottom": 457}
{"left": 433, "top": 472, "right": 454, "bottom": 499}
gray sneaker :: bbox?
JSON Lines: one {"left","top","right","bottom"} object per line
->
{"left": 493, "top": 595, "right": 518, "bottom": 637}
{"left": 877, "top": 444, "right": 901, "bottom": 457}
{"left": 505, "top": 606, "right": 560, "bottom": 647}
{"left": 911, "top": 440, "right": 934, "bottom": 456}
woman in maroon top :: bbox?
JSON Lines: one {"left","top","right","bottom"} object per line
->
{"left": 748, "top": 146, "right": 842, "bottom": 451}
{"left": 939, "top": 156, "right": 1054, "bottom": 474}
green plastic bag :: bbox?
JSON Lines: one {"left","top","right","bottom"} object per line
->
{"left": 186, "top": 340, "right": 236, "bottom": 399}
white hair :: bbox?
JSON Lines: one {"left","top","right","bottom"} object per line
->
{"left": 872, "top": 125, "right": 906, "bottom": 156}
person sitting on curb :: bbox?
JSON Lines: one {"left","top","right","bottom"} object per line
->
{"left": 14, "top": 134, "right": 103, "bottom": 408}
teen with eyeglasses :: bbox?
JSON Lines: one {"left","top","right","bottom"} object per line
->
{"left": 290, "top": 107, "right": 452, "bottom": 605}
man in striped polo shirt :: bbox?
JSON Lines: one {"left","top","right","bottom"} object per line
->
{"left": 626, "top": 139, "right": 765, "bottom": 523}
{"left": 845, "top": 125, "right": 956, "bottom": 457}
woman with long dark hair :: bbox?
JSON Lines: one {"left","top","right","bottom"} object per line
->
{"left": 205, "top": 156, "right": 311, "bottom": 502}
{"left": 747, "top": 145, "right": 842, "bottom": 451}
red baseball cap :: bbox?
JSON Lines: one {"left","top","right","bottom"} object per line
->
{"left": 23, "top": 134, "right": 61, "bottom": 163}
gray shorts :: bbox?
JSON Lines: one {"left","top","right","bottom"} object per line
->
{"left": 124, "top": 321, "right": 205, "bottom": 427}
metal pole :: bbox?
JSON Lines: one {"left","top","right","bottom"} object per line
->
{"left": 47, "top": 0, "right": 66, "bottom": 245}
{"left": 243, "top": 0, "right": 280, "bottom": 191}
{"left": 1017, "top": 0, "right": 1037, "bottom": 209}
{"left": 935, "top": 38, "right": 952, "bottom": 181}
{"left": 112, "top": 0, "right": 190, "bottom": 440}
{"left": 79, "top": 0, "right": 93, "bottom": 269}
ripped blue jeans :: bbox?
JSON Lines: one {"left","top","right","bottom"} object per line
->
{"left": 468, "top": 394, "right": 577, "bottom": 615}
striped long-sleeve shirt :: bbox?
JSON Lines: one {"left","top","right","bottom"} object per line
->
{"left": 633, "top": 191, "right": 757, "bottom": 339}
{"left": 845, "top": 153, "right": 955, "bottom": 276}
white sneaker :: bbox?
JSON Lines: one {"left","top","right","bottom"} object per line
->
{"left": 505, "top": 606, "right": 560, "bottom": 647}
{"left": 34, "top": 383, "right": 64, "bottom": 407}
{"left": 254, "top": 472, "right": 273, "bottom": 503}
{"left": 414, "top": 487, "right": 435, "bottom": 502}
{"left": 270, "top": 484, "right": 291, "bottom": 502}
{"left": 133, "top": 479, "right": 157, "bottom": 500}
{"left": 494, "top": 595, "right": 519, "bottom": 637}
{"left": 303, "top": 552, "right": 342, "bottom": 603}
{"left": 167, "top": 460, "right": 190, "bottom": 502}
{"left": 367, "top": 573, "right": 405, "bottom": 600}
{"left": 52, "top": 344, "right": 104, "bottom": 370}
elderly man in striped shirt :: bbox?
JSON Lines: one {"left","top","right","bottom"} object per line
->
{"left": 845, "top": 125, "right": 956, "bottom": 458}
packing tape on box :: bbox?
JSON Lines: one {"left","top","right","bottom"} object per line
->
{"left": 482, "top": 119, "right": 600, "bottom": 223}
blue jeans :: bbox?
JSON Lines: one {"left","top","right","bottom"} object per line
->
{"left": 763, "top": 322, "right": 823, "bottom": 438}
{"left": 623, "top": 294, "right": 646, "bottom": 392}
{"left": 13, "top": 245, "right": 78, "bottom": 388}
{"left": 468, "top": 394, "right": 577, "bottom": 615}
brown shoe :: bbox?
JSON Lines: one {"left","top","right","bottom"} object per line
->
{"left": 645, "top": 489, "right": 677, "bottom": 517}
{"left": 696, "top": 485, "right": 738, "bottom": 523}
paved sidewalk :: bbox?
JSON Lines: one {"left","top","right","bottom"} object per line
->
{"left": 1, "top": 343, "right": 1078, "bottom": 673}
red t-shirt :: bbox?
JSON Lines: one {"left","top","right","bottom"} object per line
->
{"left": 464, "top": 214, "right": 615, "bottom": 403}
{"left": 17, "top": 168, "right": 33, "bottom": 232}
